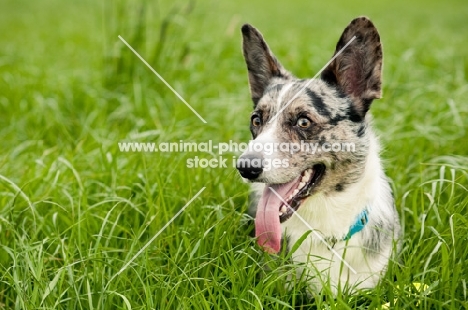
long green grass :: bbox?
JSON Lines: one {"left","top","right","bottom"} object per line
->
{"left": 1, "top": 0, "right": 467, "bottom": 308}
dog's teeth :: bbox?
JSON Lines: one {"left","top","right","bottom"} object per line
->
{"left": 280, "top": 205, "right": 287, "bottom": 213}
{"left": 298, "top": 182, "right": 305, "bottom": 188}
{"left": 292, "top": 189, "right": 299, "bottom": 196}
{"left": 279, "top": 211, "right": 283, "bottom": 216}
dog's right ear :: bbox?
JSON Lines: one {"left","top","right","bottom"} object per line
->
{"left": 241, "top": 24, "right": 292, "bottom": 106}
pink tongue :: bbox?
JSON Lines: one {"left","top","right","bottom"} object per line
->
{"left": 255, "top": 177, "right": 301, "bottom": 253}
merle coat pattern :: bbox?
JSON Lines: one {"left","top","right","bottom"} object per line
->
{"left": 236, "top": 17, "right": 401, "bottom": 294}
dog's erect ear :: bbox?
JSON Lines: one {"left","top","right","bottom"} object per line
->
{"left": 241, "top": 24, "right": 292, "bottom": 106}
{"left": 321, "top": 17, "right": 383, "bottom": 118}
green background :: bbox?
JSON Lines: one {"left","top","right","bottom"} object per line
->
{"left": 0, "top": 0, "right": 467, "bottom": 308}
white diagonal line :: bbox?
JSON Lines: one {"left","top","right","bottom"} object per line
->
{"left": 268, "top": 36, "right": 357, "bottom": 123}
{"left": 107, "top": 187, "right": 206, "bottom": 286}
{"left": 118, "top": 35, "right": 207, "bottom": 124}
{"left": 268, "top": 187, "right": 357, "bottom": 274}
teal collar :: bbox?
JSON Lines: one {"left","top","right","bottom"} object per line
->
{"left": 343, "top": 209, "right": 368, "bottom": 241}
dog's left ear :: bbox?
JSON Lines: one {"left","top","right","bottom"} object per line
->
{"left": 241, "top": 24, "right": 292, "bottom": 106}
{"left": 321, "top": 17, "right": 383, "bottom": 118}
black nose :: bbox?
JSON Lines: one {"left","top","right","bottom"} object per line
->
{"left": 236, "top": 153, "right": 264, "bottom": 180}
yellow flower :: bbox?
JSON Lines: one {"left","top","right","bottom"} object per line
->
{"left": 381, "top": 282, "right": 429, "bottom": 309}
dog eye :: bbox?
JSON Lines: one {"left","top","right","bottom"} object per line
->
{"left": 251, "top": 116, "right": 262, "bottom": 127}
{"left": 296, "top": 117, "right": 311, "bottom": 128}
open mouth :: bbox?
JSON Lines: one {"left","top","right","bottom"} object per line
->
{"left": 278, "top": 164, "right": 326, "bottom": 223}
{"left": 255, "top": 164, "right": 326, "bottom": 253}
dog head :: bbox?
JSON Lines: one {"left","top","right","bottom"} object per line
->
{"left": 237, "top": 17, "right": 383, "bottom": 253}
